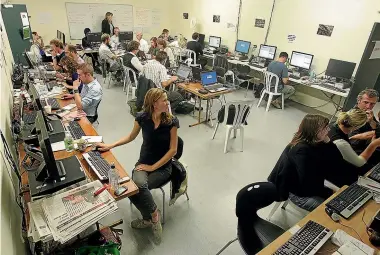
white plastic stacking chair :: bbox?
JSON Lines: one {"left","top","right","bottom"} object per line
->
{"left": 257, "top": 71, "right": 283, "bottom": 111}
{"left": 212, "top": 100, "right": 253, "bottom": 153}
{"left": 183, "top": 49, "right": 201, "bottom": 68}
{"left": 123, "top": 66, "right": 138, "bottom": 103}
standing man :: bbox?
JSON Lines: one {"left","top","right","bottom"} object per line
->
{"left": 64, "top": 63, "right": 103, "bottom": 123}
{"left": 349, "top": 89, "right": 380, "bottom": 165}
{"left": 142, "top": 51, "right": 177, "bottom": 88}
{"left": 136, "top": 32, "right": 149, "bottom": 53}
{"left": 50, "top": 39, "right": 65, "bottom": 70}
{"left": 110, "top": 27, "right": 120, "bottom": 49}
{"left": 267, "top": 52, "right": 295, "bottom": 109}
{"left": 65, "top": 44, "right": 85, "bottom": 64}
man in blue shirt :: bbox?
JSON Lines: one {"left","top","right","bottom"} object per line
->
{"left": 267, "top": 52, "right": 295, "bottom": 108}
{"left": 72, "top": 63, "right": 103, "bottom": 123}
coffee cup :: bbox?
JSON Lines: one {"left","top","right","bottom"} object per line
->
{"left": 44, "top": 105, "right": 52, "bottom": 114}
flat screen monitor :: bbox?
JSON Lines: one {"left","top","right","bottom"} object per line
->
{"left": 235, "top": 40, "right": 251, "bottom": 54}
{"left": 119, "top": 31, "right": 133, "bottom": 41}
{"left": 209, "top": 36, "right": 221, "bottom": 48}
{"left": 198, "top": 33, "right": 205, "bottom": 46}
{"left": 176, "top": 64, "right": 191, "bottom": 79}
{"left": 290, "top": 51, "right": 314, "bottom": 70}
{"left": 24, "top": 52, "right": 34, "bottom": 68}
{"left": 201, "top": 71, "right": 217, "bottom": 86}
{"left": 87, "top": 32, "right": 102, "bottom": 43}
{"left": 258, "top": 44, "right": 277, "bottom": 60}
{"left": 325, "top": 59, "right": 356, "bottom": 80}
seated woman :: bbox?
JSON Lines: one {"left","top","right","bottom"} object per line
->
{"left": 96, "top": 88, "right": 179, "bottom": 244}
{"left": 58, "top": 56, "right": 83, "bottom": 93}
{"left": 157, "top": 38, "right": 175, "bottom": 67}
{"left": 148, "top": 37, "right": 159, "bottom": 57}
{"left": 268, "top": 114, "right": 341, "bottom": 211}
{"left": 328, "top": 109, "right": 380, "bottom": 180}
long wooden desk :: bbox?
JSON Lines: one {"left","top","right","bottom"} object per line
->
{"left": 19, "top": 91, "right": 138, "bottom": 229}
{"left": 259, "top": 186, "right": 380, "bottom": 254}
{"left": 177, "top": 82, "right": 234, "bottom": 127}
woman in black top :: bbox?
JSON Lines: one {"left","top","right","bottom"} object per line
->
{"left": 268, "top": 114, "right": 341, "bottom": 211}
{"left": 97, "top": 88, "right": 179, "bottom": 244}
{"left": 101, "top": 12, "right": 114, "bottom": 35}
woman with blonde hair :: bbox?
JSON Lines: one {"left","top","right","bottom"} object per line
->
{"left": 101, "top": 12, "right": 114, "bottom": 35}
{"left": 57, "top": 56, "right": 83, "bottom": 93}
{"left": 96, "top": 88, "right": 179, "bottom": 244}
{"left": 329, "top": 108, "right": 380, "bottom": 168}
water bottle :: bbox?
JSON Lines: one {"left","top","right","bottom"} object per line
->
{"left": 64, "top": 131, "right": 74, "bottom": 152}
{"left": 108, "top": 163, "right": 119, "bottom": 191}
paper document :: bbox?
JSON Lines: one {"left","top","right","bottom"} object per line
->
{"left": 82, "top": 136, "right": 103, "bottom": 143}
{"left": 357, "top": 176, "right": 380, "bottom": 194}
{"left": 62, "top": 104, "right": 77, "bottom": 111}
{"left": 51, "top": 141, "right": 65, "bottom": 152}
{"left": 331, "top": 229, "right": 374, "bottom": 255}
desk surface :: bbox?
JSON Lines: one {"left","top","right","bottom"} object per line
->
{"left": 178, "top": 82, "right": 233, "bottom": 99}
{"left": 259, "top": 186, "right": 380, "bottom": 254}
{"left": 20, "top": 92, "right": 138, "bottom": 228}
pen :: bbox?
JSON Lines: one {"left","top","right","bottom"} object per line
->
{"left": 94, "top": 185, "right": 108, "bottom": 196}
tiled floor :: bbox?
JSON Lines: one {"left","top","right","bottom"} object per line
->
{"left": 95, "top": 78, "right": 318, "bottom": 255}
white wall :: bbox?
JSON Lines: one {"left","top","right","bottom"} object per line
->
{"left": 0, "top": 10, "right": 28, "bottom": 255}
{"left": 10, "top": 0, "right": 178, "bottom": 44}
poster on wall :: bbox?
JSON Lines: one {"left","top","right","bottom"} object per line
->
{"left": 287, "top": 34, "right": 296, "bottom": 43}
{"left": 369, "top": 41, "right": 380, "bottom": 59}
{"left": 20, "top": 12, "right": 29, "bottom": 26}
{"left": 255, "top": 18, "right": 265, "bottom": 28}
{"left": 317, "top": 24, "right": 334, "bottom": 37}
{"left": 213, "top": 15, "right": 220, "bottom": 23}
{"left": 183, "top": 13, "right": 188, "bottom": 19}
{"left": 227, "top": 22, "right": 236, "bottom": 31}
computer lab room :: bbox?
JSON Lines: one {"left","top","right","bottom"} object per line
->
{"left": 2, "top": 0, "right": 380, "bottom": 254}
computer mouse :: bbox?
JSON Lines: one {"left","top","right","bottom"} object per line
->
{"left": 114, "top": 186, "right": 128, "bottom": 196}
{"left": 198, "top": 89, "right": 208, "bottom": 94}
{"left": 74, "top": 117, "right": 81, "bottom": 121}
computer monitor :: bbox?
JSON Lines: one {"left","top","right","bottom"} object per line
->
{"left": 235, "top": 40, "right": 251, "bottom": 54}
{"left": 24, "top": 52, "right": 34, "bottom": 68}
{"left": 209, "top": 36, "right": 221, "bottom": 48}
{"left": 119, "top": 31, "right": 133, "bottom": 41}
{"left": 198, "top": 33, "right": 205, "bottom": 46}
{"left": 325, "top": 59, "right": 356, "bottom": 80}
{"left": 290, "top": 51, "right": 314, "bottom": 70}
{"left": 201, "top": 71, "right": 217, "bottom": 86}
{"left": 258, "top": 44, "right": 277, "bottom": 60}
{"left": 176, "top": 64, "right": 191, "bottom": 79}
{"left": 87, "top": 32, "right": 102, "bottom": 43}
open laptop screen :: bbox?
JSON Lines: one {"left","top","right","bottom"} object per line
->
{"left": 201, "top": 71, "right": 217, "bottom": 86}
{"left": 176, "top": 65, "right": 191, "bottom": 79}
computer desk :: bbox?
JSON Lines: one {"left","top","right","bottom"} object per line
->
{"left": 177, "top": 82, "right": 234, "bottom": 127}
{"left": 19, "top": 91, "right": 139, "bottom": 229}
{"left": 259, "top": 185, "right": 380, "bottom": 254}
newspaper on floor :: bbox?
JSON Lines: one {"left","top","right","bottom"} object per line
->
{"left": 28, "top": 199, "right": 52, "bottom": 242}
{"left": 40, "top": 180, "right": 118, "bottom": 243}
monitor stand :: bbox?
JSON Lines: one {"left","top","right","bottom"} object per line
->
{"left": 28, "top": 155, "right": 86, "bottom": 197}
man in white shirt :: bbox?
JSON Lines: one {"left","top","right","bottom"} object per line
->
{"left": 136, "top": 32, "right": 149, "bottom": 54}
{"left": 110, "top": 27, "right": 120, "bottom": 49}
{"left": 142, "top": 51, "right": 177, "bottom": 88}
{"left": 65, "top": 44, "right": 85, "bottom": 64}
{"left": 122, "top": 40, "right": 144, "bottom": 74}
{"left": 98, "top": 33, "right": 123, "bottom": 73}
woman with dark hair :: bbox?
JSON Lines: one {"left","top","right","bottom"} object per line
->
{"left": 268, "top": 114, "right": 341, "bottom": 211}
{"left": 148, "top": 37, "right": 159, "bottom": 56}
{"left": 57, "top": 56, "right": 83, "bottom": 93}
{"left": 101, "top": 12, "right": 114, "bottom": 35}
{"left": 96, "top": 88, "right": 179, "bottom": 244}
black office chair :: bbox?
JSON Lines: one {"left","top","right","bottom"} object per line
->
{"left": 87, "top": 100, "right": 101, "bottom": 124}
{"left": 216, "top": 182, "right": 285, "bottom": 255}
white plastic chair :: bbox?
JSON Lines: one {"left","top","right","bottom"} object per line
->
{"left": 183, "top": 49, "right": 201, "bottom": 68}
{"left": 211, "top": 100, "right": 253, "bottom": 153}
{"left": 123, "top": 66, "right": 138, "bottom": 103}
{"left": 257, "top": 71, "right": 284, "bottom": 111}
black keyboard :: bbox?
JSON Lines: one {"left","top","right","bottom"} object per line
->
{"left": 249, "top": 63, "right": 265, "bottom": 69}
{"left": 274, "top": 221, "right": 333, "bottom": 255}
{"left": 326, "top": 183, "right": 372, "bottom": 219}
{"left": 23, "top": 112, "right": 37, "bottom": 124}
{"left": 318, "top": 83, "right": 346, "bottom": 93}
{"left": 289, "top": 74, "right": 301, "bottom": 80}
{"left": 66, "top": 121, "right": 85, "bottom": 140}
{"left": 83, "top": 151, "right": 111, "bottom": 180}
{"left": 41, "top": 98, "right": 60, "bottom": 110}
{"left": 368, "top": 163, "right": 380, "bottom": 183}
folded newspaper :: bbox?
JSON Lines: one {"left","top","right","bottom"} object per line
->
{"left": 28, "top": 180, "right": 118, "bottom": 244}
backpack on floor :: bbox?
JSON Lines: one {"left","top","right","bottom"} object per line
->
{"left": 127, "top": 98, "right": 138, "bottom": 117}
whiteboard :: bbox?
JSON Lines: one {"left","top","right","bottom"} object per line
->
{"left": 65, "top": 3, "right": 133, "bottom": 40}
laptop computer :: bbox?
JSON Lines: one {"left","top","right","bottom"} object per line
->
{"left": 176, "top": 64, "right": 192, "bottom": 80}
{"left": 201, "top": 71, "right": 226, "bottom": 92}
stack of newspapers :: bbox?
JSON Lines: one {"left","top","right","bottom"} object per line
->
{"left": 27, "top": 180, "right": 118, "bottom": 244}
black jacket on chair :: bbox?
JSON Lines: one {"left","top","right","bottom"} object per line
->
{"left": 136, "top": 75, "right": 155, "bottom": 110}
